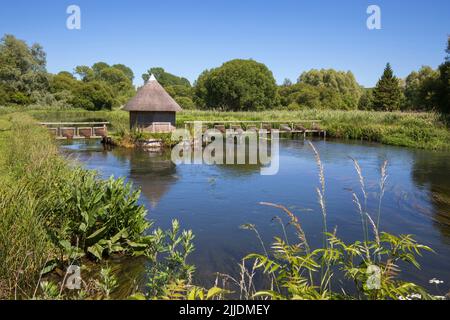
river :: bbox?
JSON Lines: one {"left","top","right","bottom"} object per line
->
{"left": 60, "top": 138, "right": 450, "bottom": 296}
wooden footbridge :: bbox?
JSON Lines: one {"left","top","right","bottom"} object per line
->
{"left": 184, "top": 120, "right": 326, "bottom": 138}
{"left": 40, "top": 122, "right": 109, "bottom": 140}
{"left": 40, "top": 120, "right": 326, "bottom": 141}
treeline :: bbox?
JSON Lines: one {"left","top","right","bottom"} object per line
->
{"left": 0, "top": 33, "right": 448, "bottom": 114}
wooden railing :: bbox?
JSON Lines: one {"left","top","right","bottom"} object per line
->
{"left": 39, "top": 122, "right": 109, "bottom": 140}
{"left": 183, "top": 120, "right": 326, "bottom": 137}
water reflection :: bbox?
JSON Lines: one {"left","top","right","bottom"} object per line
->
{"left": 412, "top": 151, "right": 450, "bottom": 245}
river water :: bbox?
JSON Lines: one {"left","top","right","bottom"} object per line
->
{"left": 60, "top": 138, "right": 450, "bottom": 296}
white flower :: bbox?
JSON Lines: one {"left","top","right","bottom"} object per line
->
{"left": 407, "top": 293, "right": 422, "bottom": 300}
{"left": 429, "top": 278, "right": 444, "bottom": 284}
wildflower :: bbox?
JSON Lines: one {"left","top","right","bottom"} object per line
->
{"left": 407, "top": 293, "right": 422, "bottom": 300}
{"left": 429, "top": 278, "right": 444, "bottom": 284}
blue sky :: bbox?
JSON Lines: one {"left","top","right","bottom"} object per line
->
{"left": 0, "top": 0, "right": 449, "bottom": 87}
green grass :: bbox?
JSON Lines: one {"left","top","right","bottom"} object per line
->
{"left": 13, "top": 107, "right": 450, "bottom": 150}
{"left": 0, "top": 113, "right": 153, "bottom": 299}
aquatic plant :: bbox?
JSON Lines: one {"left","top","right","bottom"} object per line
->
{"left": 239, "top": 142, "right": 435, "bottom": 300}
{"left": 145, "top": 220, "right": 196, "bottom": 299}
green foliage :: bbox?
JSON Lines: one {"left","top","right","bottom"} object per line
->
{"left": 95, "top": 267, "right": 118, "bottom": 298}
{"left": 404, "top": 66, "right": 439, "bottom": 110}
{"left": 278, "top": 69, "right": 363, "bottom": 110}
{"left": 174, "top": 96, "right": 195, "bottom": 110}
{"left": 358, "top": 88, "right": 374, "bottom": 110}
{"left": 280, "top": 82, "right": 356, "bottom": 110}
{"left": 297, "top": 69, "right": 362, "bottom": 109}
{"left": 194, "top": 59, "right": 278, "bottom": 111}
{"left": 71, "top": 81, "right": 115, "bottom": 110}
{"left": 142, "top": 67, "right": 191, "bottom": 87}
{"left": 62, "top": 170, "right": 151, "bottom": 260}
{"left": 72, "top": 62, "right": 135, "bottom": 108}
{"left": 112, "top": 64, "right": 134, "bottom": 82}
{"left": 74, "top": 65, "right": 94, "bottom": 82}
{"left": 141, "top": 68, "right": 193, "bottom": 109}
{"left": 372, "top": 63, "right": 403, "bottom": 111}
{"left": 0, "top": 34, "right": 49, "bottom": 106}
{"left": 436, "top": 37, "right": 450, "bottom": 114}
{"left": 0, "top": 114, "right": 156, "bottom": 298}
{"left": 165, "top": 84, "right": 195, "bottom": 109}
{"left": 49, "top": 72, "right": 78, "bottom": 93}
{"left": 145, "top": 220, "right": 196, "bottom": 299}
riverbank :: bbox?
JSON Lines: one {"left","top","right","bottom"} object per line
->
{"left": 5, "top": 107, "right": 449, "bottom": 151}
{"left": 0, "top": 113, "right": 192, "bottom": 299}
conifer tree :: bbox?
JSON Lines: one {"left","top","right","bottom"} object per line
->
{"left": 372, "top": 63, "right": 402, "bottom": 111}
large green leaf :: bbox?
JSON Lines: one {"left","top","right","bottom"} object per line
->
{"left": 87, "top": 243, "right": 104, "bottom": 260}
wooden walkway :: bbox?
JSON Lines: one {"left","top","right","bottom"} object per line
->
{"left": 40, "top": 122, "right": 109, "bottom": 140}
{"left": 184, "top": 120, "right": 326, "bottom": 138}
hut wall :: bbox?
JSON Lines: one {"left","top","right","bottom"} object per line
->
{"left": 130, "top": 111, "right": 176, "bottom": 130}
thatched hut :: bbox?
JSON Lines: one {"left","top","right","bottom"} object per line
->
{"left": 124, "top": 75, "right": 182, "bottom": 132}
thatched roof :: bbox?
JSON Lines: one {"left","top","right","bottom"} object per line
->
{"left": 124, "top": 75, "right": 182, "bottom": 112}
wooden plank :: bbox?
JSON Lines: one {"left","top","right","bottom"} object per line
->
{"left": 184, "top": 120, "right": 321, "bottom": 124}
{"left": 40, "top": 122, "right": 110, "bottom": 125}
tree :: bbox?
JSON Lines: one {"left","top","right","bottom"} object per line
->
{"left": 174, "top": 96, "right": 195, "bottom": 109}
{"left": 98, "top": 67, "right": 132, "bottom": 90}
{"left": 91, "top": 62, "right": 110, "bottom": 76}
{"left": 297, "top": 69, "right": 362, "bottom": 109}
{"left": 404, "top": 66, "right": 439, "bottom": 110}
{"left": 294, "top": 84, "right": 321, "bottom": 109}
{"left": 282, "top": 78, "right": 293, "bottom": 87}
{"left": 71, "top": 81, "right": 114, "bottom": 110}
{"left": 74, "top": 65, "right": 94, "bottom": 82}
{"left": 142, "top": 67, "right": 190, "bottom": 87}
{"left": 49, "top": 71, "right": 78, "bottom": 93}
{"left": 372, "top": 63, "right": 403, "bottom": 111}
{"left": 165, "top": 84, "right": 193, "bottom": 99}
{"left": 279, "top": 81, "right": 357, "bottom": 110}
{"left": 112, "top": 64, "right": 134, "bottom": 82}
{"left": 0, "top": 34, "right": 49, "bottom": 105}
{"left": 99, "top": 68, "right": 134, "bottom": 105}
{"left": 72, "top": 62, "right": 135, "bottom": 107}
{"left": 194, "top": 59, "right": 278, "bottom": 111}
{"left": 358, "top": 88, "right": 374, "bottom": 110}
{"left": 436, "top": 37, "right": 450, "bottom": 114}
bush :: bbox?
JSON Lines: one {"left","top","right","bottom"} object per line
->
{"left": 194, "top": 59, "right": 278, "bottom": 111}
